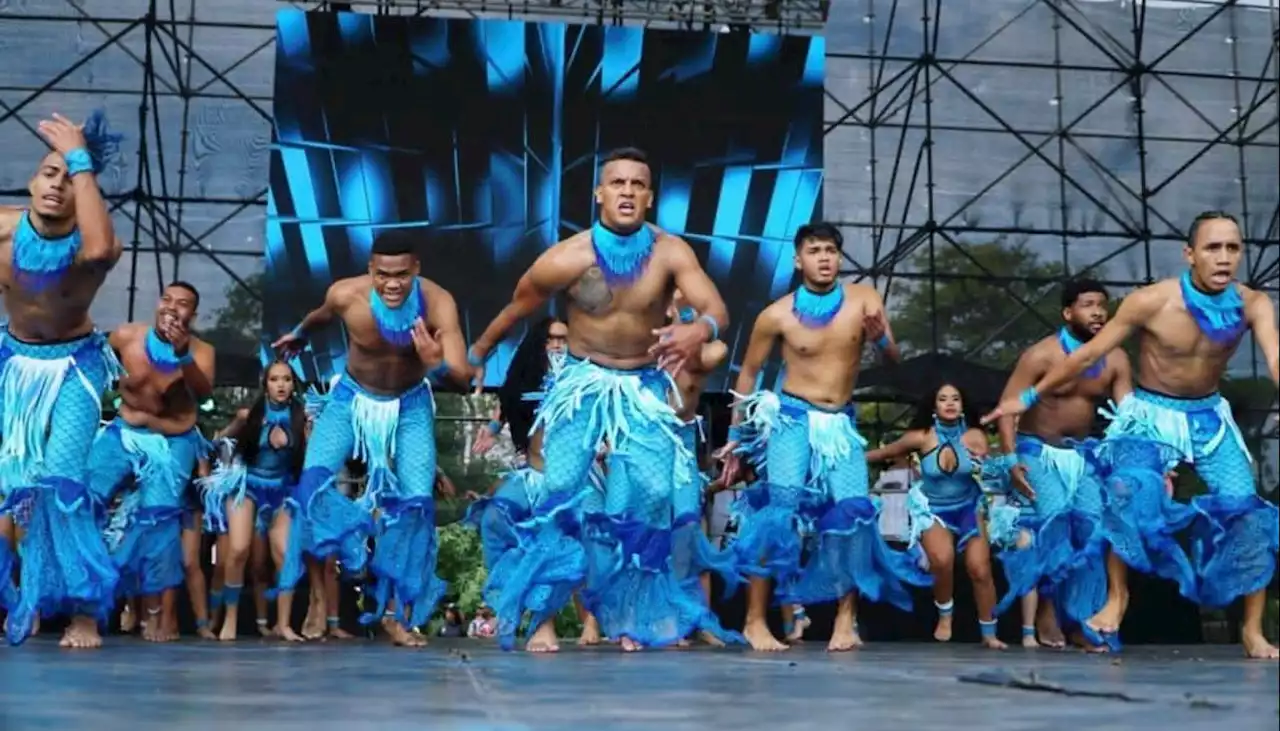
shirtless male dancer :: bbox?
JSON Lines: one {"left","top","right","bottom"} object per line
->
{"left": 718, "top": 221, "right": 927, "bottom": 653}
{"left": 985, "top": 211, "right": 1279, "bottom": 659}
{"left": 991, "top": 278, "right": 1132, "bottom": 650}
{"left": 89, "top": 282, "right": 215, "bottom": 643}
{"left": 272, "top": 229, "right": 470, "bottom": 647}
{"left": 467, "top": 147, "right": 728, "bottom": 652}
{"left": 0, "top": 113, "right": 123, "bottom": 648}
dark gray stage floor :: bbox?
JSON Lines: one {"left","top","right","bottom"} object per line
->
{"left": 1, "top": 639, "right": 1275, "bottom": 731}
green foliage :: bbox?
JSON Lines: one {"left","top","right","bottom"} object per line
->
{"left": 201, "top": 272, "right": 264, "bottom": 358}
{"left": 890, "top": 239, "right": 1065, "bottom": 367}
{"left": 436, "top": 523, "right": 487, "bottom": 613}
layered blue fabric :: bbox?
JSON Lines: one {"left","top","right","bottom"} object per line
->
{"left": 199, "top": 404, "right": 296, "bottom": 535}
{"left": 988, "top": 436, "right": 1110, "bottom": 628}
{"left": 89, "top": 419, "right": 210, "bottom": 599}
{"left": 1179, "top": 272, "right": 1245, "bottom": 346}
{"left": 277, "top": 374, "right": 442, "bottom": 630}
{"left": 732, "top": 391, "right": 931, "bottom": 609}
{"left": 791, "top": 285, "right": 844, "bottom": 329}
{"left": 465, "top": 465, "right": 601, "bottom": 649}
{"left": 905, "top": 418, "right": 983, "bottom": 552}
{"left": 0, "top": 329, "right": 121, "bottom": 645}
{"left": 521, "top": 354, "right": 692, "bottom": 649}
{"left": 671, "top": 418, "right": 741, "bottom": 599}
{"left": 1103, "top": 388, "right": 1277, "bottom": 606}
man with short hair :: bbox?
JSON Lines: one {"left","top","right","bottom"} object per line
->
{"left": 988, "top": 278, "right": 1136, "bottom": 651}
{"left": 0, "top": 112, "right": 124, "bottom": 648}
{"left": 468, "top": 147, "right": 729, "bottom": 652}
{"left": 717, "top": 221, "right": 925, "bottom": 653}
{"left": 272, "top": 229, "right": 471, "bottom": 646}
{"left": 985, "top": 210, "right": 1280, "bottom": 659}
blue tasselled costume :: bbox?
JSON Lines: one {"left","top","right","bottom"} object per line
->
{"left": 88, "top": 330, "right": 211, "bottom": 600}
{"left": 198, "top": 400, "right": 300, "bottom": 535}
{"left": 983, "top": 330, "right": 1120, "bottom": 645}
{"left": 278, "top": 278, "right": 449, "bottom": 630}
{"left": 1097, "top": 273, "right": 1276, "bottom": 611}
{"left": 730, "top": 284, "right": 932, "bottom": 611}
{"left": 491, "top": 222, "right": 704, "bottom": 648}
{"left": 0, "top": 111, "right": 128, "bottom": 645}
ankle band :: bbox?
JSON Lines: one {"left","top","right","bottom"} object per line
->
{"left": 935, "top": 600, "right": 954, "bottom": 616}
{"left": 223, "top": 584, "right": 243, "bottom": 605}
{"left": 1021, "top": 625, "right": 1036, "bottom": 637}
{"left": 980, "top": 619, "right": 998, "bottom": 638}
{"left": 255, "top": 618, "right": 268, "bottom": 626}
{"left": 327, "top": 615, "right": 340, "bottom": 626}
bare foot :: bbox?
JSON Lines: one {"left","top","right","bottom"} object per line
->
{"left": 981, "top": 635, "right": 1007, "bottom": 650}
{"left": 120, "top": 605, "right": 138, "bottom": 634}
{"left": 329, "top": 627, "right": 356, "bottom": 640}
{"left": 142, "top": 614, "right": 164, "bottom": 642}
{"left": 256, "top": 621, "right": 273, "bottom": 638}
{"left": 933, "top": 614, "right": 953, "bottom": 642}
{"left": 218, "top": 618, "right": 238, "bottom": 642}
{"left": 697, "top": 630, "right": 726, "bottom": 648}
{"left": 276, "top": 624, "right": 306, "bottom": 642}
{"left": 1087, "top": 592, "right": 1127, "bottom": 634}
{"left": 676, "top": 638, "right": 692, "bottom": 648}
{"left": 1037, "top": 618, "right": 1066, "bottom": 649}
{"left": 1242, "top": 631, "right": 1280, "bottom": 660}
{"left": 59, "top": 616, "right": 103, "bottom": 649}
{"left": 1021, "top": 632, "right": 1040, "bottom": 649}
{"left": 302, "top": 603, "right": 325, "bottom": 639}
{"left": 526, "top": 620, "right": 560, "bottom": 653}
{"left": 786, "top": 615, "right": 811, "bottom": 643}
{"left": 382, "top": 617, "right": 428, "bottom": 647}
{"left": 743, "top": 620, "right": 788, "bottom": 652}
{"left": 827, "top": 616, "right": 863, "bottom": 652}
{"left": 577, "top": 615, "right": 601, "bottom": 646}
{"left": 620, "top": 636, "right": 643, "bottom": 652}
{"left": 1068, "top": 630, "right": 1109, "bottom": 654}
{"left": 30, "top": 614, "right": 40, "bottom": 637}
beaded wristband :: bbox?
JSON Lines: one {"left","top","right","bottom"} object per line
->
{"left": 874, "top": 333, "right": 891, "bottom": 350}
{"left": 428, "top": 361, "right": 450, "bottom": 381}
{"left": 466, "top": 346, "right": 486, "bottom": 367}
{"left": 486, "top": 419, "right": 502, "bottom": 435}
{"left": 1018, "top": 387, "right": 1040, "bottom": 410}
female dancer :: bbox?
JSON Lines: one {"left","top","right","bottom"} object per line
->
{"left": 865, "top": 383, "right": 1004, "bottom": 649}
{"left": 199, "top": 361, "right": 309, "bottom": 641}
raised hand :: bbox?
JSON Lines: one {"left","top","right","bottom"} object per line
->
{"left": 863, "top": 309, "right": 888, "bottom": 343}
{"left": 272, "top": 330, "right": 306, "bottom": 359}
{"left": 37, "top": 113, "right": 88, "bottom": 156}
{"left": 981, "top": 395, "right": 1030, "bottom": 426}
{"left": 159, "top": 316, "right": 191, "bottom": 356}
{"left": 411, "top": 318, "right": 443, "bottom": 366}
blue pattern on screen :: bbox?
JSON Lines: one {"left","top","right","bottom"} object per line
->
{"left": 267, "top": 9, "right": 824, "bottom": 390}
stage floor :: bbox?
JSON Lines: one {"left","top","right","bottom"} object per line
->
{"left": 1, "top": 639, "right": 1275, "bottom": 731}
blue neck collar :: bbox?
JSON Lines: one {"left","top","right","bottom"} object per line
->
{"left": 591, "top": 221, "right": 655, "bottom": 287}
{"left": 370, "top": 278, "right": 426, "bottom": 349}
{"left": 145, "top": 328, "right": 184, "bottom": 373}
{"left": 934, "top": 417, "right": 966, "bottom": 442}
{"left": 12, "top": 212, "right": 81, "bottom": 292}
{"left": 1058, "top": 327, "right": 1105, "bottom": 380}
{"left": 792, "top": 284, "right": 844, "bottom": 329}
{"left": 1179, "top": 271, "right": 1245, "bottom": 346}
{"left": 265, "top": 400, "right": 291, "bottom": 420}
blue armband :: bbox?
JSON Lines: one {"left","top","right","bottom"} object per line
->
{"left": 466, "top": 346, "right": 486, "bottom": 368}
{"left": 727, "top": 425, "right": 743, "bottom": 443}
{"left": 428, "top": 361, "right": 450, "bottom": 382}
{"left": 486, "top": 419, "right": 502, "bottom": 435}
{"left": 63, "top": 147, "right": 94, "bottom": 177}
{"left": 697, "top": 314, "right": 719, "bottom": 342}
{"left": 874, "top": 333, "right": 891, "bottom": 350}
{"left": 1019, "top": 387, "right": 1040, "bottom": 410}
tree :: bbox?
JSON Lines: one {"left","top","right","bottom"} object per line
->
{"left": 201, "top": 272, "right": 265, "bottom": 358}
{"left": 889, "top": 239, "right": 1066, "bottom": 367}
